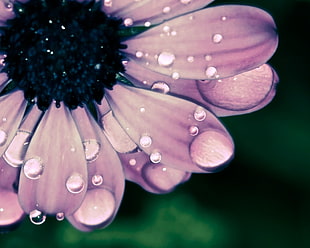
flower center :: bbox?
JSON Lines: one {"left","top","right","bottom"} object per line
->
{"left": 0, "top": 0, "right": 126, "bottom": 110}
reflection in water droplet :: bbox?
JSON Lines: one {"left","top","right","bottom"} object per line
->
{"left": 194, "top": 107, "right": 207, "bottom": 122}
{"left": 83, "top": 140, "right": 100, "bottom": 162}
{"left": 150, "top": 151, "right": 162, "bottom": 164}
{"left": 157, "top": 52, "right": 175, "bottom": 67}
{"left": 23, "top": 157, "right": 44, "bottom": 180}
{"left": 29, "top": 209, "right": 46, "bottom": 225}
{"left": 151, "top": 82, "right": 170, "bottom": 94}
{"left": 56, "top": 212, "right": 65, "bottom": 221}
{"left": 140, "top": 135, "right": 152, "bottom": 148}
{"left": 66, "top": 173, "right": 85, "bottom": 194}
{"left": 0, "top": 129, "right": 7, "bottom": 146}
{"left": 92, "top": 174, "right": 103, "bottom": 186}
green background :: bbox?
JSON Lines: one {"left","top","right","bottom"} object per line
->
{"left": 1, "top": 0, "right": 309, "bottom": 247}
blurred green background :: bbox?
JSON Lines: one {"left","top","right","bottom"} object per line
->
{"left": 1, "top": 0, "right": 309, "bottom": 247}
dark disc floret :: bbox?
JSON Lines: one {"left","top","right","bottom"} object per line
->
{"left": 0, "top": 0, "right": 126, "bottom": 110}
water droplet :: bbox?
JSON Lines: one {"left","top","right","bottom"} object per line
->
{"left": 171, "top": 72, "right": 180, "bottom": 80}
{"left": 83, "top": 140, "right": 100, "bottom": 162}
{"left": 205, "top": 55, "right": 212, "bottom": 61}
{"left": 150, "top": 151, "right": 162, "bottom": 164}
{"left": 5, "top": 2, "right": 13, "bottom": 10}
{"left": 162, "top": 6, "right": 171, "bottom": 14}
{"left": 205, "top": 66, "right": 217, "bottom": 78}
{"left": 194, "top": 107, "right": 207, "bottom": 122}
{"left": 135, "top": 51, "right": 144, "bottom": 58}
{"left": 140, "top": 107, "right": 145, "bottom": 113}
{"left": 104, "top": 0, "right": 112, "bottom": 7}
{"left": 0, "top": 129, "right": 7, "bottom": 146}
{"left": 124, "top": 18, "right": 133, "bottom": 26}
{"left": 163, "top": 25, "right": 170, "bottom": 33}
{"left": 2, "top": 117, "right": 6, "bottom": 122}
{"left": 129, "top": 159, "right": 137, "bottom": 166}
{"left": 189, "top": 126, "right": 199, "bottom": 136}
{"left": 151, "top": 82, "right": 170, "bottom": 93}
{"left": 92, "top": 174, "right": 103, "bottom": 186}
{"left": 212, "top": 34, "right": 223, "bottom": 44}
{"left": 187, "top": 56, "right": 194, "bottom": 63}
{"left": 56, "top": 212, "right": 65, "bottom": 221}
{"left": 144, "top": 21, "right": 151, "bottom": 27}
{"left": 221, "top": 16, "right": 227, "bottom": 21}
{"left": 180, "top": 0, "right": 191, "bottom": 4}
{"left": 140, "top": 135, "right": 152, "bottom": 148}
{"left": 29, "top": 210, "right": 46, "bottom": 225}
{"left": 157, "top": 52, "right": 175, "bottom": 67}
{"left": 23, "top": 157, "right": 44, "bottom": 180}
{"left": 66, "top": 173, "right": 85, "bottom": 194}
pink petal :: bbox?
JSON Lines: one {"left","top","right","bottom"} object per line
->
{"left": 68, "top": 107, "right": 125, "bottom": 231}
{"left": 0, "top": 189, "right": 25, "bottom": 230}
{"left": 0, "top": 91, "right": 28, "bottom": 157}
{"left": 0, "top": 158, "right": 19, "bottom": 190}
{"left": 124, "top": 5, "right": 278, "bottom": 79}
{"left": 106, "top": 85, "right": 234, "bottom": 173}
{"left": 102, "top": 0, "right": 214, "bottom": 26}
{"left": 0, "top": 1, "right": 15, "bottom": 25}
{"left": 18, "top": 104, "right": 87, "bottom": 216}
{"left": 118, "top": 150, "right": 191, "bottom": 194}
{"left": 196, "top": 64, "right": 279, "bottom": 116}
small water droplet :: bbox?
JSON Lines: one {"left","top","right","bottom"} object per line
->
{"left": 171, "top": 72, "right": 180, "bottom": 80}
{"left": 150, "top": 151, "right": 162, "bottom": 164}
{"left": 0, "top": 129, "right": 7, "bottom": 146}
{"left": 194, "top": 107, "right": 207, "bottom": 122}
{"left": 92, "top": 174, "right": 104, "bottom": 186}
{"left": 29, "top": 210, "right": 46, "bottom": 225}
{"left": 2, "top": 117, "right": 7, "bottom": 122}
{"left": 56, "top": 212, "right": 65, "bottom": 221}
{"left": 129, "top": 159, "right": 137, "bottom": 166}
{"left": 180, "top": 0, "right": 191, "bottom": 4}
{"left": 157, "top": 52, "right": 175, "bottom": 67}
{"left": 187, "top": 56, "right": 194, "bottom": 63}
{"left": 23, "top": 157, "right": 44, "bottom": 180}
{"left": 144, "top": 21, "right": 151, "bottom": 27}
{"left": 221, "top": 16, "right": 227, "bottom": 21}
{"left": 124, "top": 18, "right": 133, "bottom": 26}
{"left": 151, "top": 82, "right": 170, "bottom": 93}
{"left": 162, "top": 6, "right": 171, "bottom": 14}
{"left": 140, "top": 107, "right": 145, "bottom": 113}
{"left": 163, "top": 25, "right": 170, "bottom": 33}
{"left": 140, "top": 135, "right": 152, "bottom": 148}
{"left": 205, "top": 66, "right": 217, "bottom": 78}
{"left": 212, "top": 34, "right": 223, "bottom": 44}
{"left": 66, "top": 173, "right": 85, "bottom": 194}
{"left": 205, "top": 55, "right": 212, "bottom": 61}
{"left": 135, "top": 51, "right": 144, "bottom": 58}
{"left": 189, "top": 126, "right": 199, "bottom": 136}
{"left": 83, "top": 140, "right": 100, "bottom": 162}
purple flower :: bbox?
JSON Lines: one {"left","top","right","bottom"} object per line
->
{"left": 0, "top": 0, "right": 278, "bottom": 232}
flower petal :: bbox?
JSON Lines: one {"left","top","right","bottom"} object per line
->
{"left": 196, "top": 64, "right": 279, "bottom": 115}
{"left": 106, "top": 85, "right": 234, "bottom": 173}
{"left": 125, "top": 5, "right": 278, "bottom": 79}
{"left": 0, "top": 72, "right": 9, "bottom": 92}
{"left": 0, "top": 91, "right": 27, "bottom": 157}
{"left": 68, "top": 107, "right": 125, "bottom": 231}
{"left": 0, "top": 0, "right": 15, "bottom": 25}
{"left": 102, "top": 0, "right": 213, "bottom": 26}
{"left": 0, "top": 158, "right": 19, "bottom": 190}
{"left": 118, "top": 150, "right": 191, "bottom": 194}
{"left": 0, "top": 189, "right": 25, "bottom": 231}
{"left": 18, "top": 104, "right": 87, "bottom": 216}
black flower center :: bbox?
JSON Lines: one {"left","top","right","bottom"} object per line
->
{"left": 0, "top": 0, "right": 126, "bottom": 110}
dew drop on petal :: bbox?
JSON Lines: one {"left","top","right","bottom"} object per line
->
{"left": 221, "top": 16, "right": 227, "bottom": 21}
{"left": 23, "top": 157, "right": 44, "bottom": 180}
{"left": 180, "top": 0, "right": 192, "bottom": 4}
{"left": 150, "top": 151, "right": 162, "bottom": 164}
{"left": 189, "top": 125, "right": 199, "bottom": 136}
{"left": 29, "top": 209, "right": 46, "bottom": 225}
{"left": 190, "top": 131, "right": 234, "bottom": 170}
{"left": 205, "top": 66, "right": 217, "bottom": 78}
{"left": 66, "top": 173, "right": 85, "bottom": 194}
{"left": 140, "top": 135, "right": 152, "bottom": 148}
{"left": 151, "top": 81, "right": 170, "bottom": 94}
{"left": 212, "top": 34, "right": 223, "bottom": 44}
{"left": 73, "top": 189, "right": 116, "bottom": 227}
{"left": 163, "top": 25, "right": 170, "bottom": 33}
{"left": 129, "top": 158, "right": 137, "bottom": 166}
{"left": 135, "top": 51, "right": 144, "bottom": 58}
{"left": 162, "top": 6, "right": 171, "bottom": 14}
{"left": 187, "top": 56, "right": 194, "bottom": 63}
{"left": 171, "top": 72, "right": 180, "bottom": 80}
{"left": 205, "top": 55, "right": 212, "bottom": 61}
{"left": 144, "top": 21, "right": 151, "bottom": 27}
{"left": 83, "top": 140, "right": 100, "bottom": 162}
{"left": 91, "top": 174, "right": 103, "bottom": 186}
{"left": 0, "top": 129, "right": 7, "bottom": 146}
{"left": 104, "top": 0, "right": 112, "bottom": 7}
{"left": 56, "top": 212, "right": 65, "bottom": 221}
{"left": 157, "top": 52, "right": 175, "bottom": 67}
{"left": 123, "top": 18, "right": 133, "bottom": 26}
{"left": 194, "top": 107, "right": 207, "bottom": 122}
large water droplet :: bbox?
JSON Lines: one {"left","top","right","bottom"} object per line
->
{"left": 83, "top": 140, "right": 100, "bottom": 162}
{"left": 194, "top": 107, "right": 207, "bottom": 122}
{"left": 0, "top": 129, "right": 7, "bottom": 146}
{"left": 29, "top": 210, "right": 46, "bottom": 225}
{"left": 139, "top": 135, "right": 152, "bottom": 148}
{"left": 157, "top": 52, "right": 175, "bottom": 67}
{"left": 151, "top": 82, "right": 170, "bottom": 94}
{"left": 190, "top": 131, "right": 234, "bottom": 171}
{"left": 150, "top": 151, "right": 162, "bottom": 164}
{"left": 66, "top": 173, "right": 85, "bottom": 194}
{"left": 23, "top": 157, "right": 44, "bottom": 180}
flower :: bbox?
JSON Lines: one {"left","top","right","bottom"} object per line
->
{"left": 0, "top": 0, "right": 278, "bottom": 232}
